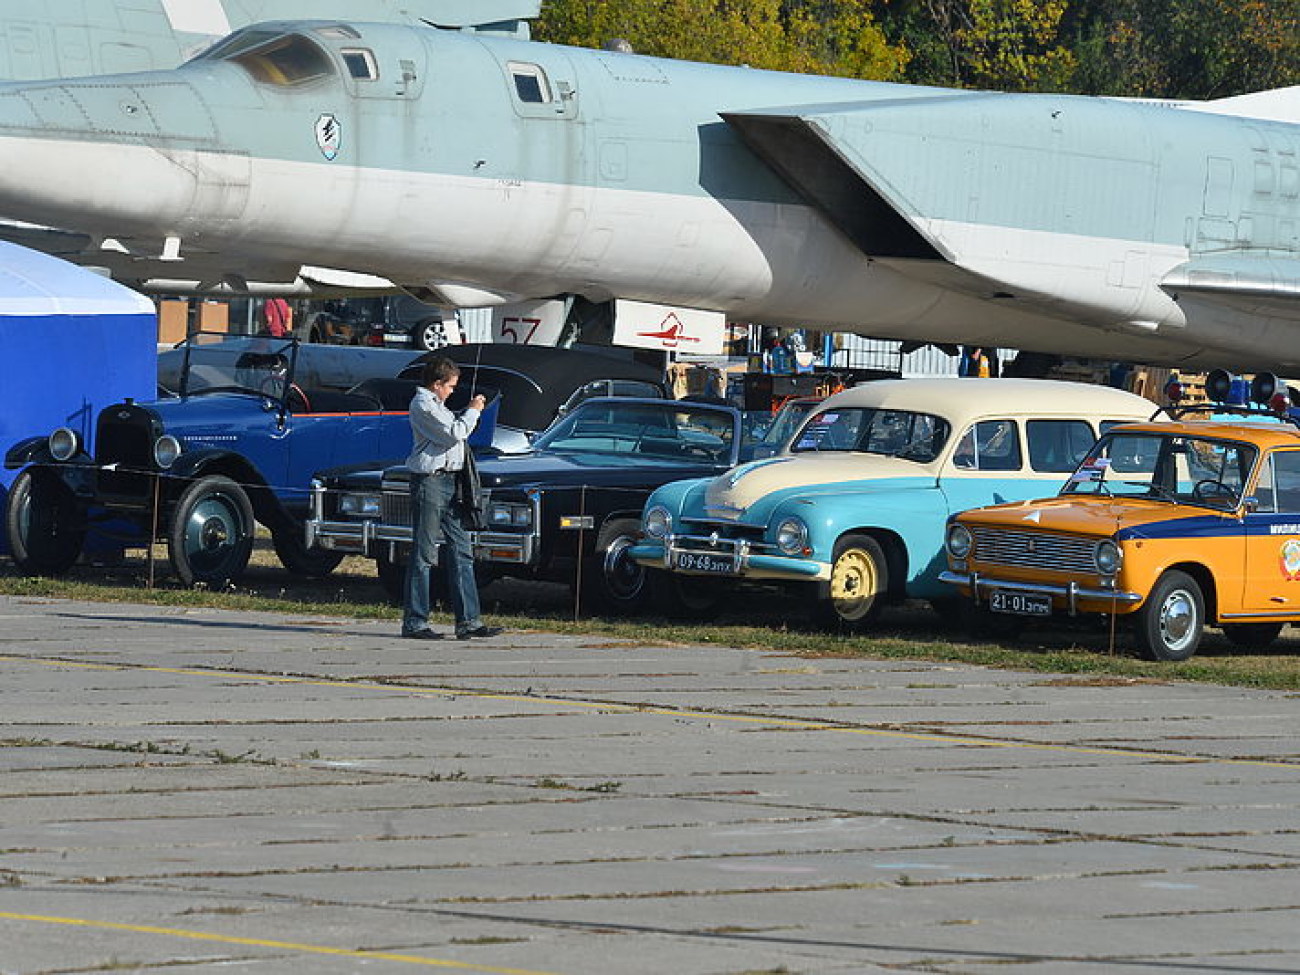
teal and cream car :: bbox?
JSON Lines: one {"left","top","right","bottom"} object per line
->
{"left": 631, "top": 378, "right": 1161, "bottom": 628}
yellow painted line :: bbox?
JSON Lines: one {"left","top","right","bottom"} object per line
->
{"left": 0, "top": 911, "right": 556, "bottom": 974}
{"left": 4, "top": 653, "right": 1299, "bottom": 770}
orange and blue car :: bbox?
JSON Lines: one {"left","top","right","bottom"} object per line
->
{"left": 941, "top": 415, "right": 1300, "bottom": 660}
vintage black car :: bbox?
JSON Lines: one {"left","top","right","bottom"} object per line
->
{"left": 306, "top": 397, "right": 742, "bottom": 614}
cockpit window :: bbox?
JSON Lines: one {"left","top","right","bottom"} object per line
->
{"left": 341, "top": 49, "right": 377, "bottom": 81}
{"left": 509, "top": 62, "right": 552, "bottom": 103}
{"left": 195, "top": 29, "right": 280, "bottom": 62}
{"left": 227, "top": 34, "right": 335, "bottom": 86}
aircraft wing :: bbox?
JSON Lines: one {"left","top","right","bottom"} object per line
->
{"left": 720, "top": 93, "right": 1162, "bottom": 321}
{"left": 720, "top": 94, "right": 1008, "bottom": 286}
{"left": 1160, "top": 253, "right": 1300, "bottom": 321}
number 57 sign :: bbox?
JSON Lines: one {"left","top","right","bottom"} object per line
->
{"left": 491, "top": 300, "right": 568, "bottom": 345}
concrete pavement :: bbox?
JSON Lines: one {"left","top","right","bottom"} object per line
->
{"left": 1, "top": 594, "right": 1298, "bottom": 974}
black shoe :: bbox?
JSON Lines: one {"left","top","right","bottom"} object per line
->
{"left": 401, "top": 628, "right": 443, "bottom": 641}
{"left": 457, "top": 625, "right": 504, "bottom": 639}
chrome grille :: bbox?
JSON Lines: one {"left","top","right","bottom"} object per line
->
{"left": 381, "top": 489, "right": 412, "bottom": 528}
{"left": 678, "top": 518, "right": 766, "bottom": 543}
{"left": 971, "top": 527, "right": 1098, "bottom": 573}
{"left": 672, "top": 518, "right": 776, "bottom": 559}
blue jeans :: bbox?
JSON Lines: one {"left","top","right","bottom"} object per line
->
{"left": 402, "top": 473, "right": 483, "bottom": 634}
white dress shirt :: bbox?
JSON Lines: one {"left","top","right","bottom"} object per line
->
{"left": 406, "top": 385, "right": 481, "bottom": 474}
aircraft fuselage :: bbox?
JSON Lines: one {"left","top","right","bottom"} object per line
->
{"left": 0, "top": 21, "right": 1297, "bottom": 368}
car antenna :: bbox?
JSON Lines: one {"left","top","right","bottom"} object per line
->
{"left": 468, "top": 339, "right": 483, "bottom": 402}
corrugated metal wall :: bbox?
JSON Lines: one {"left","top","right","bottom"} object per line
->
{"left": 458, "top": 307, "right": 494, "bottom": 343}
{"left": 830, "top": 335, "right": 984, "bottom": 378}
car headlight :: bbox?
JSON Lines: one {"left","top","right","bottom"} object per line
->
{"left": 1094, "top": 539, "right": 1122, "bottom": 575}
{"left": 48, "top": 427, "right": 79, "bottom": 462}
{"left": 774, "top": 517, "right": 808, "bottom": 556}
{"left": 338, "top": 492, "right": 382, "bottom": 517}
{"left": 488, "top": 502, "right": 532, "bottom": 527}
{"left": 153, "top": 434, "right": 181, "bottom": 469}
{"left": 644, "top": 505, "right": 671, "bottom": 539}
{"left": 946, "top": 523, "right": 973, "bottom": 559}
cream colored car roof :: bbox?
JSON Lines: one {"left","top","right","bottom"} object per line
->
{"left": 816, "top": 378, "right": 1158, "bottom": 427}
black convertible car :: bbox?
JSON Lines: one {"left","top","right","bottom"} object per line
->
{"left": 307, "top": 397, "right": 742, "bottom": 614}
{"left": 405, "top": 343, "right": 668, "bottom": 452}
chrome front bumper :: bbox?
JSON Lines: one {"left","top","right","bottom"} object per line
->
{"left": 307, "top": 480, "right": 539, "bottom": 565}
{"left": 939, "top": 569, "right": 1142, "bottom": 615}
{"left": 630, "top": 535, "right": 825, "bottom": 581}
{"left": 308, "top": 516, "right": 538, "bottom": 564}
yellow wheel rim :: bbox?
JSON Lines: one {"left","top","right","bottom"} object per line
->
{"left": 830, "top": 547, "right": 879, "bottom": 622}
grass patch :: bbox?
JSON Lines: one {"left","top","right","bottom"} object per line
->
{"left": 3, "top": 562, "right": 1300, "bottom": 690}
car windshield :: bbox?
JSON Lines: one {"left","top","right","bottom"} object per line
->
{"left": 178, "top": 334, "right": 298, "bottom": 398}
{"left": 532, "top": 400, "right": 736, "bottom": 464}
{"left": 759, "top": 399, "right": 820, "bottom": 449}
{"left": 790, "top": 407, "right": 949, "bottom": 462}
{"left": 1063, "top": 430, "right": 1258, "bottom": 509}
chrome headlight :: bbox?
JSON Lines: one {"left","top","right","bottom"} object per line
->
{"left": 48, "top": 427, "right": 79, "bottom": 462}
{"left": 153, "top": 434, "right": 181, "bottom": 469}
{"left": 488, "top": 501, "right": 532, "bottom": 527}
{"left": 643, "top": 505, "right": 671, "bottom": 539}
{"left": 774, "top": 517, "right": 808, "bottom": 556}
{"left": 1094, "top": 539, "right": 1122, "bottom": 575}
{"left": 946, "top": 523, "right": 973, "bottom": 559}
{"left": 338, "top": 492, "right": 382, "bottom": 517}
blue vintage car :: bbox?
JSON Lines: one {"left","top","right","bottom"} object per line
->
{"left": 3, "top": 333, "right": 466, "bottom": 587}
{"left": 630, "top": 378, "right": 1162, "bottom": 628}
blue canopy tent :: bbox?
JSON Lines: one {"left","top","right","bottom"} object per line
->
{"left": 0, "top": 243, "right": 155, "bottom": 554}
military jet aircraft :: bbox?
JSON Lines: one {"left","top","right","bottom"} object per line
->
{"left": 0, "top": 19, "right": 1298, "bottom": 368}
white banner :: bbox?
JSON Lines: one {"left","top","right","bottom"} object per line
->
{"left": 611, "top": 300, "right": 725, "bottom": 355}
{"left": 489, "top": 299, "right": 568, "bottom": 345}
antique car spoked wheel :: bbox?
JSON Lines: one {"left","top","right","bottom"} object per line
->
{"left": 1220, "top": 621, "right": 1283, "bottom": 649}
{"left": 582, "top": 519, "right": 650, "bottom": 613}
{"left": 168, "top": 475, "right": 255, "bottom": 588}
{"left": 1134, "top": 570, "right": 1204, "bottom": 661}
{"left": 4, "top": 469, "right": 85, "bottom": 576}
{"left": 814, "top": 533, "right": 888, "bottom": 629}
